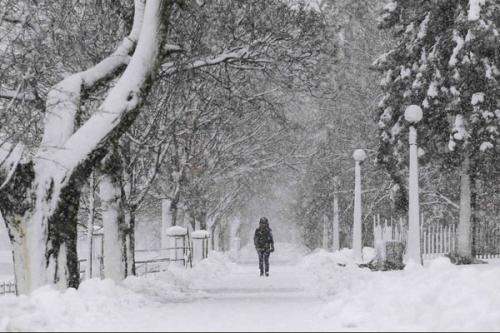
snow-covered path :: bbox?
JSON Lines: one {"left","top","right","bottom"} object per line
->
{"left": 0, "top": 259, "right": 333, "bottom": 332}
{"left": 162, "top": 264, "right": 328, "bottom": 332}
{"left": 4, "top": 250, "right": 500, "bottom": 331}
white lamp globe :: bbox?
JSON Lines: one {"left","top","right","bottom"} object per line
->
{"left": 405, "top": 105, "right": 423, "bottom": 123}
{"left": 353, "top": 149, "right": 367, "bottom": 162}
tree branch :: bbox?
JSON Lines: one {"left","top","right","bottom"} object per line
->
{"left": 0, "top": 88, "right": 36, "bottom": 102}
{"left": 38, "top": 0, "right": 146, "bottom": 156}
{"left": 51, "top": 0, "right": 170, "bottom": 176}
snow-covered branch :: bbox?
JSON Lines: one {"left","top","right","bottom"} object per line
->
{"left": 39, "top": 0, "right": 146, "bottom": 153}
{"left": 0, "top": 140, "right": 25, "bottom": 189}
{"left": 48, "top": 0, "right": 170, "bottom": 175}
{"left": 161, "top": 37, "right": 274, "bottom": 76}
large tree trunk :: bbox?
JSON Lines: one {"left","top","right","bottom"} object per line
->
{"left": 457, "top": 154, "right": 472, "bottom": 259}
{"left": 100, "top": 148, "right": 137, "bottom": 281}
{"left": 471, "top": 179, "right": 479, "bottom": 258}
{"left": 100, "top": 170, "right": 127, "bottom": 282}
{"left": 0, "top": 0, "right": 172, "bottom": 294}
{"left": 0, "top": 161, "right": 83, "bottom": 294}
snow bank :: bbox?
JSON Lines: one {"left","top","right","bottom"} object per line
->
{"left": 300, "top": 252, "right": 500, "bottom": 331}
{"left": 0, "top": 252, "right": 235, "bottom": 331}
{"left": 0, "top": 276, "right": 193, "bottom": 332}
{"left": 167, "top": 251, "right": 236, "bottom": 289}
{"left": 298, "top": 248, "right": 375, "bottom": 297}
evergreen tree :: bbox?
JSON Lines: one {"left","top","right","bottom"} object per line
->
{"left": 374, "top": 0, "right": 500, "bottom": 261}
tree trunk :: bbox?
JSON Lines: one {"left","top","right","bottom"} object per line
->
{"left": 210, "top": 223, "right": 217, "bottom": 251}
{"left": 322, "top": 215, "right": 329, "bottom": 250}
{"left": 100, "top": 171, "right": 127, "bottom": 282}
{"left": 199, "top": 212, "right": 208, "bottom": 230}
{"left": 161, "top": 198, "right": 172, "bottom": 257}
{"left": 170, "top": 196, "right": 180, "bottom": 226}
{"left": 471, "top": 178, "right": 479, "bottom": 258}
{"left": 0, "top": 0, "right": 173, "bottom": 293}
{"left": 100, "top": 145, "right": 138, "bottom": 281}
{"left": 125, "top": 209, "right": 136, "bottom": 276}
{"left": 457, "top": 154, "right": 472, "bottom": 259}
{"left": 86, "top": 173, "right": 96, "bottom": 279}
{"left": 0, "top": 162, "right": 83, "bottom": 294}
{"left": 332, "top": 190, "right": 340, "bottom": 251}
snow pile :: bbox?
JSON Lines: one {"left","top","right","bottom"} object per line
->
{"left": 299, "top": 248, "right": 375, "bottom": 297}
{"left": 0, "top": 275, "right": 196, "bottom": 332}
{"left": 301, "top": 247, "right": 375, "bottom": 267}
{"left": 0, "top": 252, "right": 235, "bottom": 331}
{"left": 167, "top": 251, "right": 236, "bottom": 289}
{"left": 301, "top": 252, "right": 500, "bottom": 331}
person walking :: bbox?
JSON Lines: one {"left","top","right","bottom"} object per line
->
{"left": 254, "top": 217, "right": 274, "bottom": 277}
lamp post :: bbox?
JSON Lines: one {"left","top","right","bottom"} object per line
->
{"left": 352, "top": 149, "right": 367, "bottom": 262}
{"left": 405, "top": 105, "right": 423, "bottom": 265}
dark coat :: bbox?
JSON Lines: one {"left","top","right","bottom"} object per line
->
{"left": 254, "top": 226, "right": 274, "bottom": 252}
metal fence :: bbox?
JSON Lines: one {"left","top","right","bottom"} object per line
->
{"left": 1, "top": 230, "right": 209, "bottom": 295}
{"left": 0, "top": 281, "right": 15, "bottom": 296}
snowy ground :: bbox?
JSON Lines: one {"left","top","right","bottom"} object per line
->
{"left": 2, "top": 246, "right": 500, "bottom": 331}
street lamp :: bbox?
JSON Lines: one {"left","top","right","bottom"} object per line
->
{"left": 405, "top": 105, "right": 423, "bottom": 265}
{"left": 352, "top": 148, "right": 367, "bottom": 262}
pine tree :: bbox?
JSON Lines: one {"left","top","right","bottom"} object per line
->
{"left": 374, "top": 0, "right": 500, "bottom": 261}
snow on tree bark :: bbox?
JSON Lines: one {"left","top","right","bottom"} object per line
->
{"left": 0, "top": 0, "right": 172, "bottom": 294}
{"left": 100, "top": 171, "right": 127, "bottom": 282}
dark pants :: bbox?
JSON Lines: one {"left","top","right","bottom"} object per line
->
{"left": 258, "top": 250, "right": 270, "bottom": 274}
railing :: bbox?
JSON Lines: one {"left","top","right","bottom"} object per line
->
{"left": 421, "top": 224, "right": 456, "bottom": 259}
{"left": 1, "top": 231, "right": 201, "bottom": 295}
{"left": 75, "top": 246, "right": 192, "bottom": 280}
{"left": 78, "top": 256, "right": 104, "bottom": 279}
{"left": 373, "top": 214, "right": 500, "bottom": 259}
{"left": 135, "top": 257, "right": 176, "bottom": 276}
{"left": 0, "top": 281, "right": 16, "bottom": 296}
